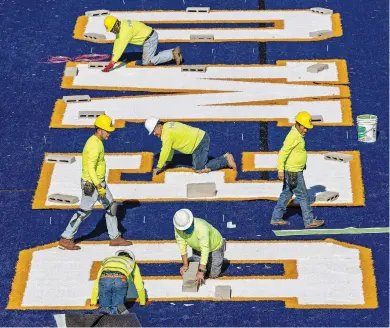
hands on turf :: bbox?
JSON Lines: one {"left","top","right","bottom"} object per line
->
{"left": 153, "top": 168, "right": 161, "bottom": 176}
{"left": 102, "top": 61, "right": 115, "bottom": 72}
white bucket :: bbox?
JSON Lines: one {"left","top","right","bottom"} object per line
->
{"left": 357, "top": 114, "right": 377, "bottom": 143}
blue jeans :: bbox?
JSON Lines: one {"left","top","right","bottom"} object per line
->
{"left": 98, "top": 277, "right": 128, "bottom": 315}
{"left": 142, "top": 31, "right": 174, "bottom": 65}
{"left": 271, "top": 171, "right": 314, "bottom": 226}
{"left": 192, "top": 133, "right": 228, "bottom": 171}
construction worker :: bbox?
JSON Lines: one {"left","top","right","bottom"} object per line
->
{"left": 145, "top": 117, "right": 237, "bottom": 175}
{"left": 102, "top": 15, "right": 183, "bottom": 72}
{"left": 58, "top": 115, "right": 132, "bottom": 250}
{"left": 270, "top": 111, "right": 325, "bottom": 228}
{"left": 91, "top": 249, "right": 148, "bottom": 314}
{"left": 173, "top": 209, "right": 226, "bottom": 282}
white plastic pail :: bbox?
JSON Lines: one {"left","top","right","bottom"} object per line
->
{"left": 357, "top": 114, "right": 377, "bottom": 143}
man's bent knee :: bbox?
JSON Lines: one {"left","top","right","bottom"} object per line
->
{"left": 106, "top": 201, "right": 118, "bottom": 217}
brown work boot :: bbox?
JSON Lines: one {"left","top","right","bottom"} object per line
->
{"left": 172, "top": 47, "right": 183, "bottom": 65}
{"left": 305, "top": 219, "right": 325, "bottom": 229}
{"left": 109, "top": 236, "right": 133, "bottom": 246}
{"left": 58, "top": 238, "right": 81, "bottom": 250}
{"left": 224, "top": 153, "right": 237, "bottom": 170}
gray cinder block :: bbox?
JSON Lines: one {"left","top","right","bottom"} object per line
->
{"left": 85, "top": 9, "right": 110, "bottom": 17}
{"left": 182, "top": 262, "right": 200, "bottom": 292}
{"left": 310, "top": 7, "right": 333, "bottom": 15}
{"left": 46, "top": 155, "right": 76, "bottom": 164}
{"left": 62, "top": 95, "right": 91, "bottom": 103}
{"left": 190, "top": 34, "right": 214, "bottom": 41}
{"left": 311, "top": 115, "right": 323, "bottom": 122}
{"left": 181, "top": 65, "right": 207, "bottom": 73}
{"left": 215, "top": 285, "right": 231, "bottom": 299}
{"left": 324, "top": 152, "right": 354, "bottom": 163}
{"left": 48, "top": 194, "right": 79, "bottom": 204}
{"left": 309, "top": 30, "right": 334, "bottom": 37}
{"left": 64, "top": 67, "right": 78, "bottom": 77}
{"left": 187, "top": 182, "right": 217, "bottom": 198}
{"left": 307, "top": 63, "right": 329, "bottom": 73}
{"left": 315, "top": 191, "right": 339, "bottom": 202}
{"left": 84, "top": 33, "right": 106, "bottom": 40}
{"left": 88, "top": 62, "right": 110, "bottom": 69}
{"left": 186, "top": 7, "right": 210, "bottom": 13}
{"left": 78, "top": 111, "right": 105, "bottom": 119}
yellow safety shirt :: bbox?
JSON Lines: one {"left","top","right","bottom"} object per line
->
{"left": 157, "top": 122, "right": 206, "bottom": 169}
{"left": 81, "top": 135, "right": 106, "bottom": 186}
{"left": 112, "top": 20, "right": 153, "bottom": 62}
{"left": 175, "top": 218, "right": 223, "bottom": 266}
{"left": 91, "top": 256, "right": 146, "bottom": 305}
{"left": 277, "top": 126, "right": 307, "bottom": 172}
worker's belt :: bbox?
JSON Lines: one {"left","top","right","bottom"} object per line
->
{"left": 101, "top": 271, "right": 126, "bottom": 278}
{"left": 145, "top": 30, "right": 155, "bottom": 42}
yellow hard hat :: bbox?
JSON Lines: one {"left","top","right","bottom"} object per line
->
{"left": 295, "top": 111, "right": 313, "bottom": 129}
{"left": 104, "top": 15, "right": 118, "bottom": 32}
{"left": 94, "top": 115, "right": 115, "bottom": 132}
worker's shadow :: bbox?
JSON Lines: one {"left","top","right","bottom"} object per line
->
{"left": 74, "top": 200, "right": 140, "bottom": 243}
{"left": 283, "top": 185, "right": 326, "bottom": 219}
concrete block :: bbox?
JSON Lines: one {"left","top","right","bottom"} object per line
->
{"left": 190, "top": 34, "right": 214, "bottom": 41}
{"left": 64, "top": 67, "right": 78, "bottom": 77}
{"left": 48, "top": 194, "right": 79, "bottom": 204}
{"left": 187, "top": 183, "right": 217, "bottom": 198}
{"left": 46, "top": 155, "right": 76, "bottom": 164}
{"left": 85, "top": 9, "right": 110, "bottom": 17}
{"left": 310, "top": 7, "right": 333, "bottom": 15}
{"left": 227, "top": 221, "right": 236, "bottom": 229}
{"left": 324, "top": 152, "right": 354, "bottom": 163}
{"left": 181, "top": 65, "right": 207, "bottom": 73}
{"left": 78, "top": 111, "right": 105, "bottom": 119}
{"left": 215, "top": 285, "right": 231, "bottom": 299}
{"left": 62, "top": 95, "right": 91, "bottom": 103}
{"left": 182, "top": 262, "right": 200, "bottom": 292}
{"left": 311, "top": 115, "right": 323, "bottom": 122}
{"left": 84, "top": 33, "right": 106, "bottom": 40}
{"left": 315, "top": 191, "right": 339, "bottom": 202}
{"left": 88, "top": 61, "right": 110, "bottom": 69}
{"left": 309, "top": 30, "right": 334, "bottom": 37}
{"left": 186, "top": 7, "right": 210, "bottom": 13}
{"left": 307, "top": 63, "right": 329, "bottom": 73}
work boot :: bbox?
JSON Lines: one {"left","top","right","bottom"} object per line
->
{"left": 224, "top": 153, "right": 237, "bottom": 170}
{"left": 172, "top": 47, "right": 183, "bottom": 65}
{"left": 58, "top": 238, "right": 81, "bottom": 250}
{"left": 305, "top": 219, "right": 325, "bottom": 229}
{"left": 109, "top": 236, "right": 133, "bottom": 246}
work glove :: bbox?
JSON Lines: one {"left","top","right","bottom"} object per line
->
{"left": 140, "top": 301, "right": 151, "bottom": 306}
{"left": 102, "top": 61, "right": 114, "bottom": 73}
{"left": 97, "top": 187, "right": 106, "bottom": 198}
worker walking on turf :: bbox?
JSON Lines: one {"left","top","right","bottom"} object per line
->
{"left": 173, "top": 209, "right": 226, "bottom": 282}
{"left": 59, "top": 115, "right": 132, "bottom": 250}
{"left": 145, "top": 117, "right": 237, "bottom": 175}
{"left": 270, "top": 111, "right": 325, "bottom": 228}
{"left": 91, "top": 249, "right": 148, "bottom": 314}
{"left": 102, "top": 15, "right": 183, "bottom": 72}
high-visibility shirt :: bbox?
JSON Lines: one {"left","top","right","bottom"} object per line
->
{"left": 112, "top": 20, "right": 153, "bottom": 62}
{"left": 174, "top": 218, "right": 223, "bottom": 266}
{"left": 157, "top": 122, "right": 206, "bottom": 169}
{"left": 81, "top": 135, "right": 106, "bottom": 186}
{"left": 91, "top": 256, "right": 146, "bottom": 305}
{"left": 277, "top": 126, "right": 307, "bottom": 172}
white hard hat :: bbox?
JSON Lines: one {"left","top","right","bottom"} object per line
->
{"left": 115, "top": 249, "right": 135, "bottom": 261}
{"left": 173, "top": 209, "right": 194, "bottom": 231}
{"left": 145, "top": 116, "right": 160, "bottom": 135}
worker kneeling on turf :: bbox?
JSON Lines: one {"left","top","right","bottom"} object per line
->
{"left": 270, "top": 111, "right": 325, "bottom": 228}
{"left": 145, "top": 117, "right": 237, "bottom": 175}
{"left": 174, "top": 209, "right": 226, "bottom": 281}
{"left": 91, "top": 249, "right": 147, "bottom": 314}
{"left": 102, "top": 15, "right": 183, "bottom": 72}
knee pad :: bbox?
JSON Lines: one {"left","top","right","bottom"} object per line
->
{"left": 106, "top": 202, "right": 118, "bottom": 216}
{"left": 69, "top": 209, "right": 91, "bottom": 227}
